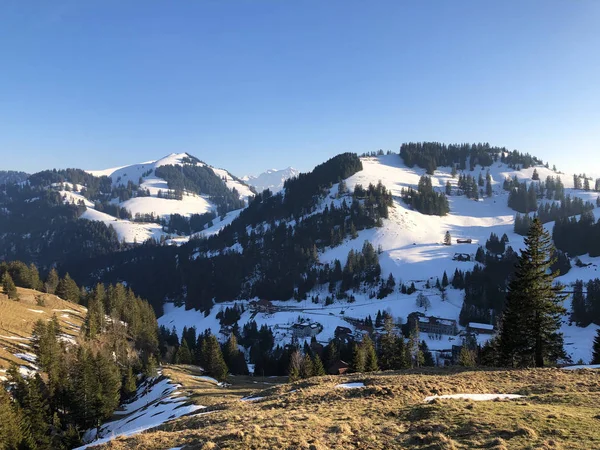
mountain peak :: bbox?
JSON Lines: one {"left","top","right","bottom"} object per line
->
{"left": 242, "top": 167, "right": 299, "bottom": 193}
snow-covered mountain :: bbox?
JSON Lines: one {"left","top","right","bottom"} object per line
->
{"left": 76, "top": 152, "right": 254, "bottom": 244}
{"left": 242, "top": 167, "right": 299, "bottom": 193}
{"left": 159, "top": 154, "right": 600, "bottom": 364}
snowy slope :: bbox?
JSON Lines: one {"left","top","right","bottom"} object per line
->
{"left": 159, "top": 154, "right": 600, "bottom": 364}
{"left": 69, "top": 152, "right": 256, "bottom": 243}
{"left": 77, "top": 374, "right": 205, "bottom": 449}
{"left": 242, "top": 167, "right": 299, "bottom": 193}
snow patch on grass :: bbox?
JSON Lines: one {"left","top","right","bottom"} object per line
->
{"left": 424, "top": 393, "right": 524, "bottom": 402}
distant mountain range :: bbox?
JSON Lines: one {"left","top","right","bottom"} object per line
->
{"left": 242, "top": 167, "right": 299, "bottom": 193}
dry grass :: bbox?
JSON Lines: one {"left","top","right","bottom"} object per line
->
{"left": 91, "top": 367, "right": 600, "bottom": 450}
{"left": 0, "top": 287, "right": 86, "bottom": 369}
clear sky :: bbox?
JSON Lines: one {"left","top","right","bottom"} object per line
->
{"left": 0, "top": 0, "right": 599, "bottom": 177}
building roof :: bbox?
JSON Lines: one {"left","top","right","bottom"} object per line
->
{"left": 468, "top": 322, "right": 494, "bottom": 330}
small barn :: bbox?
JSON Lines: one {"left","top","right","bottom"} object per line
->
{"left": 328, "top": 360, "right": 350, "bottom": 375}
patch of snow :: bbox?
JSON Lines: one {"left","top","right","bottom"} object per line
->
{"left": 562, "top": 364, "right": 600, "bottom": 370}
{"left": 240, "top": 396, "right": 265, "bottom": 402}
{"left": 424, "top": 393, "right": 524, "bottom": 402}
{"left": 335, "top": 382, "right": 365, "bottom": 389}
{"left": 27, "top": 309, "right": 44, "bottom": 313}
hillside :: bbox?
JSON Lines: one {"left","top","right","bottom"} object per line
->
{"left": 0, "top": 287, "right": 87, "bottom": 378}
{"left": 158, "top": 152, "right": 600, "bottom": 364}
{"left": 82, "top": 366, "right": 600, "bottom": 450}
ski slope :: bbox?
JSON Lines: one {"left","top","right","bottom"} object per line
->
{"left": 159, "top": 154, "right": 600, "bottom": 364}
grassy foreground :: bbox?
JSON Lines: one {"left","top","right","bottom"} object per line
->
{"left": 0, "top": 287, "right": 86, "bottom": 370}
{"left": 92, "top": 366, "right": 600, "bottom": 450}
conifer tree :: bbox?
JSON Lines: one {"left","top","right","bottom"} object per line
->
{"left": 288, "top": 350, "right": 302, "bottom": 381}
{"left": 45, "top": 268, "right": 59, "bottom": 295}
{"left": 570, "top": 280, "right": 587, "bottom": 326}
{"left": 205, "top": 335, "right": 228, "bottom": 381}
{"left": 351, "top": 342, "right": 366, "bottom": 373}
{"left": 300, "top": 354, "right": 314, "bottom": 379}
{"left": 444, "top": 231, "right": 452, "bottom": 246}
{"left": 2, "top": 272, "right": 18, "bottom": 300}
{"left": 420, "top": 341, "right": 434, "bottom": 366}
{"left": 56, "top": 273, "right": 80, "bottom": 303}
{"left": 442, "top": 271, "right": 449, "bottom": 288}
{"left": 362, "top": 334, "right": 379, "bottom": 372}
{"left": 592, "top": 330, "right": 600, "bottom": 365}
{"left": 24, "top": 374, "right": 51, "bottom": 448}
{"left": 458, "top": 345, "right": 477, "bottom": 367}
{"left": 312, "top": 354, "right": 326, "bottom": 376}
{"left": 498, "top": 218, "right": 566, "bottom": 367}
{"left": 175, "top": 338, "right": 193, "bottom": 365}
{"left": 122, "top": 365, "right": 137, "bottom": 399}
{"left": 0, "top": 387, "right": 27, "bottom": 449}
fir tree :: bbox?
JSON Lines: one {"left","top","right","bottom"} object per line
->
{"left": 351, "top": 342, "right": 366, "bottom": 373}
{"left": 56, "top": 273, "right": 80, "bottom": 303}
{"left": 442, "top": 271, "right": 449, "bottom": 288}
{"left": 444, "top": 231, "right": 452, "bottom": 246}
{"left": 2, "top": 272, "right": 18, "bottom": 300}
{"left": 459, "top": 346, "right": 477, "bottom": 367}
{"left": 498, "top": 218, "right": 567, "bottom": 367}
{"left": 0, "top": 387, "right": 27, "bottom": 449}
{"left": 175, "top": 338, "right": 193, "bottom": 364}
{"left": 300, "top": 354, "right": 314, "bottom": 379}
{"left": 122, "top": 365, "right": 137, "bottom": 399}
{"left": 592, "top": 330, "right": 600, "bottom": 364}
{"left": 362, "top": 334, "right": 379, "bottom": 372}
{"left": 312, "top": 354, "right": 326, "bottom": 376}
{"left": 288, "top": 350, "right": 302, "bottom": 381}
{"left": 45, "top": 268, "right": 60, "bottom": 295}
{"left": 205, "top": 335, "right": 229, "bottom": 381}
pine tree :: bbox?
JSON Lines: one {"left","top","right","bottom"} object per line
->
{"left": 175, "top": 338, "right": 193, "bottom": 364}
{"left": 56, "top": 273, "right": 80, "bottom": 303}
{"left": 498, "top": 218, "right": 567, "bottom": 367}
{"left": 2, "top": 272, "right": 18, "bottom": 300}
{"left": 312, "top": 354, "right": 326, "bottom": 376}
{"left": 0, "top": 387, "right": 27, "bottom": 449}
{"left": 122, "top": 365, "right": 138, "bottom": 399}
{"left": 444, "top": 231, "right": 452, "bottom": 246}
{"left": 570, "top": 280, "right": 587, "bottom": 326}
{"left": 442, "top": 271, "right": 449, "bottom": 288}
{"left": 45, "top": 268, "right": 59, "bottom": 294}
{"left": 362, "top": 334, "right": 379, "bottom": 372}
{"left": 420, "top": 341, "right": 434, "bottom": 366}
{"left": 592, "top": 330, "right": 600, "bottom": 364}
{"left": 459, "top": 346, "right": 477, "bottom": 367}
{"left": 445, "top": 181, "right": 452, "bottom": 196}
{"left": 24, "top": 374, "right": 52, "bottom": 448}
{"left": 351, "top": 342, "right": 366, "bottom": 373}
{"left": 288, "top": 350, "right": 302, "bottom": 381}
{"left": 300, "top": 354, "right": 314, "bottom": 379}
{"left": 205, "top": 335, "right": 228, "bottom": 381}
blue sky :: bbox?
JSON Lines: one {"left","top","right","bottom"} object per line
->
{"left": 0, "top": 0, "right": 599, "bottom": 176}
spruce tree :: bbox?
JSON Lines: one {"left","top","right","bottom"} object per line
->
{"left": 444, "top": 231, "right": 452, "bottom": 246}
{"left": 56, "top": 273, "right": 80, "bottom": 303}
{"left": 0, "top": 387, "right": 27, "bottom": 449}
{"left": 205, "top": 335, "right": 228, "bottom": 381}
{"left": 175, "top": 339, "right": 193, "bottom": 365}
{"left": 312, "top": 354, "right": 327, "bottom": 376}
{"left": 498, "top": 218, "right": 567, "bottom": 367}
{"left": 592, "top": 330, "right": 600, "bottom": 365}
{"left": 362, "top": 334, "right": 379, "bottom": 372}
{"left": 300, "top": 354, "right": 314, "bottom": 379}
{"left": 351, "top": 342, "right": 366, "bottom": 373}
{"left": 2, "top": 272, "right": 18, "bottom": 300}
{"left": 45, "top": 268, "right": 59, "bottom": 295}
